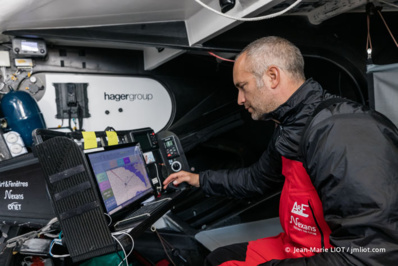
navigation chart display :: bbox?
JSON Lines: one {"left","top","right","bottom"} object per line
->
{"left": 87, "top": 145, "right": 153, "bottom": 215}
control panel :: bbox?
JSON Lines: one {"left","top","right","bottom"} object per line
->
{"left": 12, "top": 38, "right": 47, "bottom": 57}
{"left": 31, "top": 127, "right": 188, "bottom": 194}
{"left": 162, "top": 135, "right": 183, "bottom": 172}
{"left": 157, "top": 130, "right": 189, "bottom": 176}
{"left": 129, "top": 128, "right": 189, "bottom": 193}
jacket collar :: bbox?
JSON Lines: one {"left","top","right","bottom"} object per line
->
{"left": 262, "top": 78, "right": 324, "bottom": 125}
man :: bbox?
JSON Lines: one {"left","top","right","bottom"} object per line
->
{"left": 163, "top": 36, "right": 398, "bottom": 265}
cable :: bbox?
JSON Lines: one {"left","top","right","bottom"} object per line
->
{"left": 366, "top": 11, "right": 373, "bottom": 61}
{"left": 379, "top": 0, "right": 398, "bottom": 9}
{"left": 43, "top": 232, "right": 59, "bottom": 238}
{"left": 117, "top": 231, "right": 135, "bottom": 258}
{"left": 39, "top": 217, "right": 59, "bottom": 235}
{"left": 154, "top": 163, "right": 162, "bottom": 192}
{"left": 0, "top": 43, "right": 12, "bottom": 50}
{"left": 112, "top": 235, "right": 128, "bottom": 266}
{"left": 194, "top": 0, "right": 302, "bottom": 22}
{"left": 58, "top": 117, "right": 65, "bottom": 128}
{"left": 208, "top": 52, "right": 235, "bottom": 62}
{"left": 376, "top": 9, "right": 398, "bottom": 48}
{"left": 49, "top": 239, "right": 70, "bottom": 258}
{"left": 77, "top": 103, "right": 84, "bottom": 131}
{"left": 105, "top": 213, "right": 112, "bottom": 226}
{"left": 6, "top": 217, "right": 59, "bottom": 248}
{"left": 151, "top": 226, "right": 176, "bottom": 266}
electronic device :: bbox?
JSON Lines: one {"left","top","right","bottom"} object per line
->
{"left": 12, "top": 38, "right": 47, "bottom": 57}
{"left": 85, "top": 143, "right": 154, "bottom": 217}
{"left": 31, "top": 127, "right": 190, "bottom": 192}
{"left": 85, "top": 142, "right": 185, "bottom": 231}
{"left": 54, "top": 83, "right": 90, "bottom": 120}
{"left": 0, "top": 153, "right": 56, "bottom": 227}
{"left": 158, "top": 133, "right": 186, "bottom": 173}
{"left": 29, "top": 128, "right": 189, "bottom": 261}
{"left": 129, "top": 128, "right": 190, "bottom": 192}
{"left": 158, "top": 130, "right": 190, "bottom": 191}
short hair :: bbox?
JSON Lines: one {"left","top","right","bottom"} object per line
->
{"left": 237, "top": 36, "right": 305, "bottom": 85}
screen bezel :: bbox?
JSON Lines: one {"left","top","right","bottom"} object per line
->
{"left": 85, "top": 142, "right": 154, "bottom": 218}
{"left": 0, "top": 154, "right": 56, "bottom": 227}
{"left": 133, "top": 133, "right": 152, "bottom": 151}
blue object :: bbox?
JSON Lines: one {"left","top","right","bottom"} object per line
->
{"left": 1, "top": 90, "right": 46, "bottom": 147}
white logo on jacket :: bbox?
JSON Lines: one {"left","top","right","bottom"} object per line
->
{"left": 290, "top": 216, "right": 317, "bottom": 233}
{"left": 291, "top": 201, "right": 309, "bottom": 217}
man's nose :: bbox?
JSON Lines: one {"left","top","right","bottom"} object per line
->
{"left": 237, "top": 90, "right": 245, "bottom": 105}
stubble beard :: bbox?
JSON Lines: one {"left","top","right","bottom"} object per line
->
{"left": 249, "top": 99, "right": 279, "bottom": 121}
{"left": 250, "top": 109, "right": 262, "bottom": 120}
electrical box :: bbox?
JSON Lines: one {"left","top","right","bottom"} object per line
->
{"left": 54, "top": 83, "right": 91, "bottom": 119}
{"left": 0, "top": 51, "right": 11, "bottom": 67}
{"left": 12, "top": 38, "right": 47, "bottom": 57}
{"left": 14, "top": 58, "right": 34, "bottom": 68}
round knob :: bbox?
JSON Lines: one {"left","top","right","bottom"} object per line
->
{"left": 171, "top": 161, "right": 182, "bottom": 172}
{"left": 30, "top": 76, "right": 37, "bottom": 83}
{"left": 10, "top": 144, "right": 23, "bottom": 154}
{"left": 5, "top": 132, "right": 19, "bottom": 144}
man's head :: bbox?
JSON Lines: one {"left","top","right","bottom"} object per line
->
{"left": 233, "top": 36, "right": 305, "bottom": 120}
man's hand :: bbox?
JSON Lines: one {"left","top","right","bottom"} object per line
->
{"left": 163, "top": 170, "right": 200, "bottom": 189}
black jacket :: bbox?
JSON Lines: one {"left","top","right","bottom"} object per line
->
{"left": 200, "top": 79, "right": 398, "bottom": 265}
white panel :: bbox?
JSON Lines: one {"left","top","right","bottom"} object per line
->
{"left": 0, "top": 51, "right": 11, "bottom": 67}
{"left": 0, "top": 0, "right": 200, "bottom": 30}
{"left": 372, "top": 70, "right": 398, "bottom": 127}
{"left": 186, "top": 0, "right": 282, "bottom": 45}
{"left": 0, "top": 0, "right": 284, "bottom": 69}
{"left": 307, "top": 0, "right": 367, "bottom": 25}
{"left": 38, "top": 74, "right": 173, "bottom": 132}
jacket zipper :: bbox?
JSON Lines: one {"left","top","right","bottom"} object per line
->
{"left": 277, "top": 125, "right": 283, "bottom": 140}
{"left": 308, "top": 200, "right": 325, "bottom": 249}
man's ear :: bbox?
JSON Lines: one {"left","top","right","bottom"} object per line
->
{"left": 265, "top": 66, "right": 280, "bottom": 89}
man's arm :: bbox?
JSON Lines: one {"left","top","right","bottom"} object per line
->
{"left": 199, "top": 141, "right": 284, "bottom": 198}
{"left": 163, "top": 139, "right": 284, "bottom": 198}
{"left": 293, "top": 111, "right": 398, "bottom": 265}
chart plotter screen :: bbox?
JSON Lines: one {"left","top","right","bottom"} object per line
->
{"left": 86, "top": 144, "right": 153, "bottom": 215}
